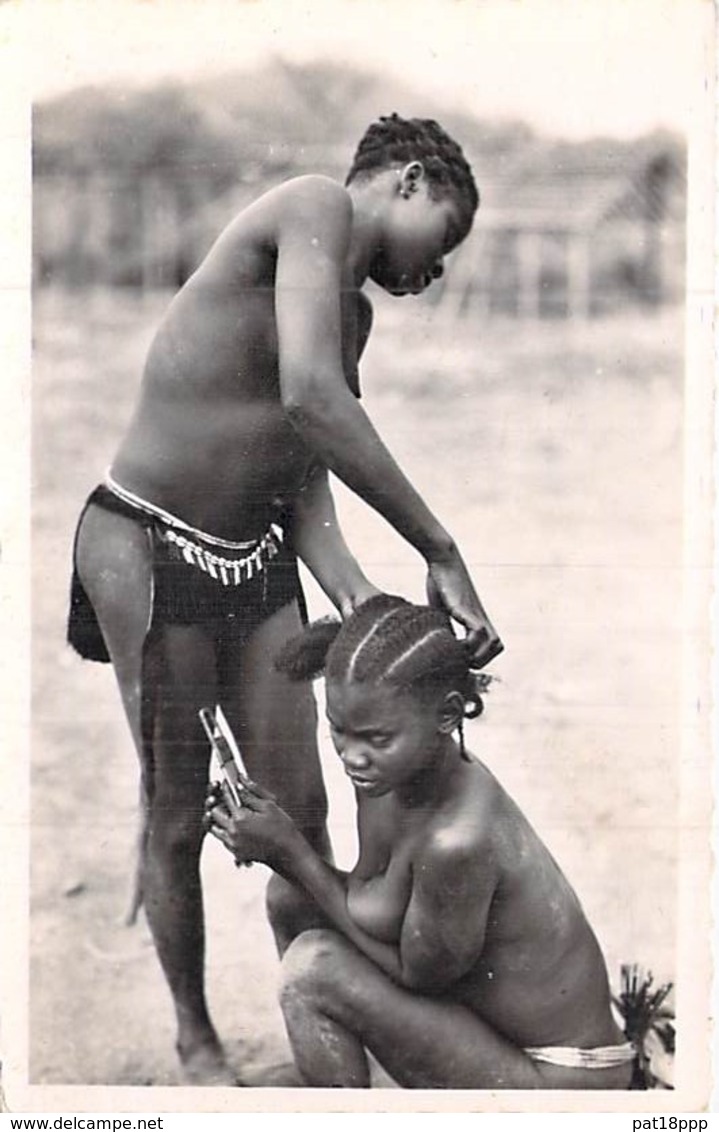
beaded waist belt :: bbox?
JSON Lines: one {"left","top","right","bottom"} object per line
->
{"left": 105, "top": 473, "right": 283, "bottom": 588}
{"left": 161, "top": 526, "right": 282, "bottom": 586}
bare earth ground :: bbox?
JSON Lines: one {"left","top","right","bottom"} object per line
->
{"left": 28, "top": 287, "right": 684, "bottom": 1090}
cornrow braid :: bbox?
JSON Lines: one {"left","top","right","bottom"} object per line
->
{"left": 273, "top": 616, "right": 342, "bottom": 682}
{"left": 345, "top": 113, "right": 479, "bottom": 239}
{"left": 274, "top": 594, "right": 490, "bottom": 759}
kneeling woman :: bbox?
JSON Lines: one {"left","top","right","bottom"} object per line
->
{"left": 205, "top": 595, "right": 633, "bottom": 1089}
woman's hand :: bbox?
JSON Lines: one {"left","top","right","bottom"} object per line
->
{"left": 203, "top": 778, "right": 300, "bottom": 871}
{"left": 426, "top": 548, "right": 503, "bottom": 669}
{"left": 337, "top": 580, "right": 382, "bottom": 620}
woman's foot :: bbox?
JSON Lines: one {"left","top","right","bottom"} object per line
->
{"left": 176, "top": 1036, "right": 242, "bottom": 1086}
{"left": 242, "top": 1060, "right": 306, "bottom": 1087}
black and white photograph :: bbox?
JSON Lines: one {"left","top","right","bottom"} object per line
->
{"left": 0, "top": 0, "right": 714, "bottom": 1114}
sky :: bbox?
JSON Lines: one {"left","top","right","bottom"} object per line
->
{"left": 4, "top": 0, "right": 713, "bottom": 140}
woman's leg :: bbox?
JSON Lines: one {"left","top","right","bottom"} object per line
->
{"left": 218, "top": 599, "right": 333, "bottom": 955}
{"left": 75, "top": 505, "right": 235, "bottom": 1085}
{"left": 279, "top": 930, "right": 632, "bottom": 1090}
{"left": 141, "top": 621, "right": 233, "bottom": 1081}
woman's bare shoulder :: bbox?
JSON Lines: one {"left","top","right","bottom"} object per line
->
{"left": 424, "top": 763, "right": 503, "bottom": 861}
{"left": 271, "top": 174, "right": 352, "bottom": 222}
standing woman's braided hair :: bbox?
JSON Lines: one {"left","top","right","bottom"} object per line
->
{"left": 274, "top": 594, "right": 492, "bottom": 760}
{"left": 346, "top": 113, "right": 480, "bottom": 241}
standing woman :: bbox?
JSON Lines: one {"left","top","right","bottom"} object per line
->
{"left": 68, "top": 116, "right": 502, "bottom": 1082}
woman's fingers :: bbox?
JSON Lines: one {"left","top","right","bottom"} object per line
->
{"left": 465, "top": 627, "right": 504, "bottom": 668}
{"left": 208, "top": 802, "right": 234, "bottom": 831}
{"left": 238, "top": 776, "right": 276, "bottom": 803}
{"left": 207, "top": 773, "right": 274, "bottom": 811}
{"left": 233, "top": 783, "right": 266, "bottom": 812}
{"left": 210, "top": 827, "right": 248, "bottom": 864}
{"left": 207, "top": 823, "right": 230, "bottom": 848}
{"left": 218, "top": 778, "right": 245, "bottom": 816}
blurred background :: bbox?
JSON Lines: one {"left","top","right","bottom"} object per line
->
{"left": 23, "top": 0, "right": 712, "bottom": 1096}
{"left": 33, "top": 59, "right": 686, "bottom": 312}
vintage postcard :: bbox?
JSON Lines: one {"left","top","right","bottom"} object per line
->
{"left": 0, "top": 0, "right": 715, "bottom": 1116}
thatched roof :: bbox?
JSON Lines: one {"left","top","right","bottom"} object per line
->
{"left": 476, "top": 133, "right": 686, "bottom": 231}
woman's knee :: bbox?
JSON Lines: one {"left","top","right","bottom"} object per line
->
{"left": 279, "top": 928, "right": 351, "bottom": 1009}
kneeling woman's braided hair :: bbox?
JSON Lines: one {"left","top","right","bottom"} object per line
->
{"left": 274, "top": 594, "right": 492, "bottom": 760}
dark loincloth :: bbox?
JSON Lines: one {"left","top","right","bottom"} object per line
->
{"left": 67, "top": 482, "right": 307, "bottom": 673}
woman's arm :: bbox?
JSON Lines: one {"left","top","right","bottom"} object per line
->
{"left": 207, "top": 780, "right": 409, "bottom": 981}
{"left": 397, "top": 834, "right": 497, "bottom": 992}
{"left": 292, "top": 463, "right": 379, "bottom": 617}
{"left": 207, "top": 781, "right": 495, "bottom": 992}
{"left": 284, "top": 821, "right": 498, "bottom": 993}
{"left": 275, "top": 178, "right": 450, "bottom": 559}
{"left": 273, "top": 176, "right": 502, "bottom": 662}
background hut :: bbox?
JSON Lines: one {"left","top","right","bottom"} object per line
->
{"left": 434, "top": 135, "right": 686, "bottom": 321}
{"left": 32, "top": 65, "right": 686, "bottom": 318}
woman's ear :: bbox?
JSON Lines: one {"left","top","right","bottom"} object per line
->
{"left": 437, "top": 690, "right": 465, "bottom": 734}
{"left": 398, "top": 160, "right": 425, "bottom": 198}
